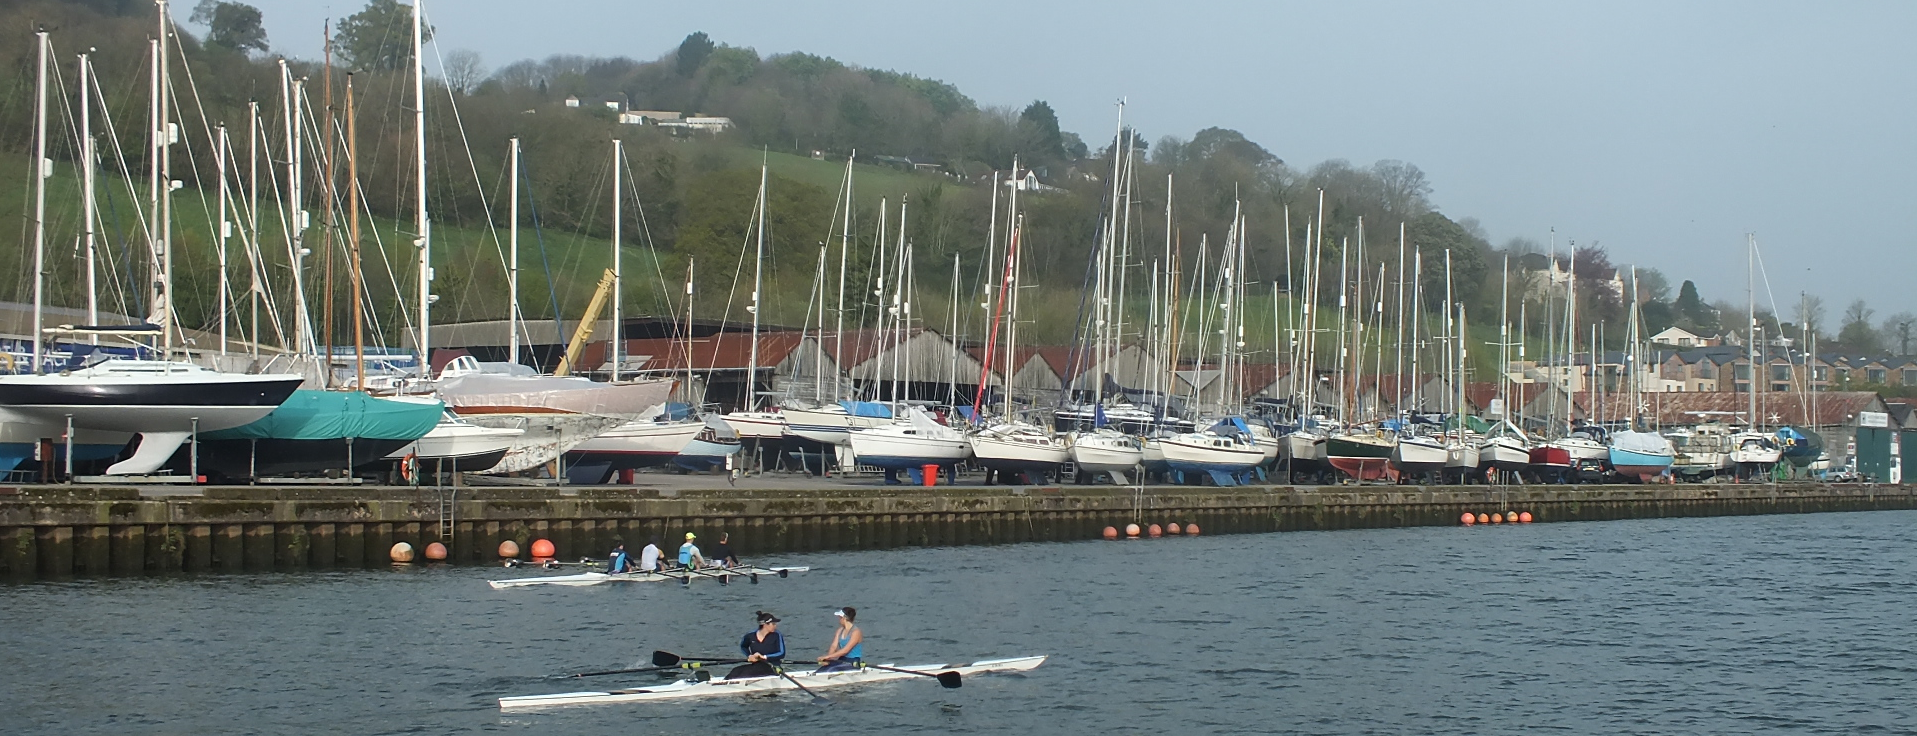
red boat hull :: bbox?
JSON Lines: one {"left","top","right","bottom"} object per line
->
{"left": 1528, "top": 446, "right": 1571, "bottom": 469}
{"left": 1329, "top": 456, "right": 1397, "bottom": 482}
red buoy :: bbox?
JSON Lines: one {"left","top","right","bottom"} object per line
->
{"left": 1167, "top": 522, "right": 1183, "bottom": 535}
{"left": 1461, "top": 512, "right": 1476, "bottom": 526}
{"left": 1102, "top": 526, "right": 1119, "bottom": 540}
{"left": 530, "top": 538, "right": 556, "bottom": 558}
{"left": 1519, "top": 511, "right": 1534, "bottom": 523}
{"left": 1148, "top": 523, "right": 1163, "bottom": 538}
{"left": 1185, "top": 523, "right": 1201, "bottom": 536}
{"left": 497, "top": 540, "right": 521, "bottom": 558}
{"left": 424, "top": 542, "right": 448, "bottom": 560}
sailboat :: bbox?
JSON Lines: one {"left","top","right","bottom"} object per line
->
{"left": 966, "top": 169, "right": 1069, "bottom": 483}
{"left": 848, "top": 406, "right": 972, "bottom": 482}
{"left": 721, "top": 161, "right": 790, "bottom": 441}
{"left": 1064, "top": 107, "right": 1144, "bottom": 483}
{"left": 433, "top": 134, "right": 671, "bottom": 474}
{"left": 0, "top": 15, "right": 303, "bottom": 477}
{"left": 1606, "top": 267, "right": 1673, "bottom": 482}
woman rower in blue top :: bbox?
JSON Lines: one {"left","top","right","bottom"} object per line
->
{"left": 726, "top": 611, "right": 785, "bottom": 680}
{"left": 816, "top": 607, "right": 863, "bottom": 672}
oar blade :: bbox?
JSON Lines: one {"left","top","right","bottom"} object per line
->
{"left": 651, "top": 650, "right": 681, "bottom": 667}
{"left": 936, "top": 670, "right": 963, "bottom": 688}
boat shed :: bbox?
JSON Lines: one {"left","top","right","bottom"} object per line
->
{"left": 596, "top": 331, "right": 838, "bottom": 411}
{"left": 822, "top": 328, "right": 991, "bottom": 404}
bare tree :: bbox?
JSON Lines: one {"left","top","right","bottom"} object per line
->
{"left": 442, "top": 48, "right": 486, "bottom": 94}
{"left": 1881, "top": 311, "right": 1917, "bottom": 355}
{"left": 1794, "top": 293, "right": 1827, "bottom": 338}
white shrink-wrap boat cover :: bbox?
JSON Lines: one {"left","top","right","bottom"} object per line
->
{"left": 1611, "top": 430, "right": 1673, "bottom": 456}
{"left": 437, "top": 374, "right": 673, "bottom": 418}
{"left": 905, "top": 407, "right": 964, "bottom": 439}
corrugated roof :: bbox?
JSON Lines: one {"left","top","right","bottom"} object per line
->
{"left": 1586, "top": 390, "right": 1883, "bottom": 427}
{"left": 585, "top": 331, "right": 811, "bottom": 372}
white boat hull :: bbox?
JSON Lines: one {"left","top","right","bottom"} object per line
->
{"left": 499, "top": 655, "right": 1047, "bottom": 709}
{"left": 1070, "top": 431, "right": 1143, "bottom": 474}
{"left": 1159, "top": 434, "right": 1264, "bottom": 474}
{"left": 464, "top": 412, "right": 628, "bottom": 474}
{"left": 722, "top": 411, "right": 787, "bottom": 439}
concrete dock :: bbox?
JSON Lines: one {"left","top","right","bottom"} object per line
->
{"left": 2, "top": 480, "right": 1913, "bottom": 580}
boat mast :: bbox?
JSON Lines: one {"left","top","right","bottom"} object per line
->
{"left": 947, "top": 253, "right": 960, "bottom": 407}
{"left": 835, "top": 152, "right": 854, "bottom": 402}
{"left": 684, "top": 258, "right": 695, "bottom": 405}
{"left": 80, "top": 50, "right": 98, "bottom": 345}
{"left": 1095, "top": 101, "right": 1125, "bottom": 410}
{"left": 611, "top": 138, "right": 624, "bottom": 383}
{"left": 29, "top": 27, "right": 47, "bottom": 370}
{"left": 1747, "top": 233, "right": 1756, "bottom": 430}
{"left": 280, "top": 62, "right": 310, "bottom": 357}
{"left": 1394, "top": 223, "right": 1406, "bottom": 416}
{"left": 412, "top": 0, "right": 432, "bottom": 376}
{"left": 322, "top": 27, "right": 337, "bottom": 384}
{"left": 157, "top": 2, "right": 176, "bottom": 361}
{"left": 508, "top": 136, "right": 521, "bottom": 365}
{"left": 347, "top": 74, "right": 365, "bottom": 391}
{"left": 215, "top": 123, "right": 229, "bottom": 355}
{"left": 747, "top": 158, "right": 767, "bottom": 408}
{"left": 247, "top": 101, "right": 260, "bottom": 358}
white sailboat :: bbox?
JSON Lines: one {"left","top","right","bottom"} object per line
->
{"left": 721, "top": 161, "right": 790, "bottom": 440}
{"left": 966, "top": 165, "right": 1069, "bottom": 482}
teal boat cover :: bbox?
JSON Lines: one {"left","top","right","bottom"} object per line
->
{"left": 204, "top": 390, "right": 442, "bottom": 441}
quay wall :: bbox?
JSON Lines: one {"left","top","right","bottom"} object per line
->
{"left": 2, "top": 482, "right": 1913, "bottom": 580}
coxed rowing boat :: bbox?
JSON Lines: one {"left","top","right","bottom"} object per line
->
{"left": 498, "top": 656, "right": 1046, "bottom": 709}
{"left": 487, "top": 565, "right": 810, "bottom": 589}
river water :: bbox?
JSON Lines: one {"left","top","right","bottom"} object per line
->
{"left": 4, "top": 510, "right": 1914, "bottom": 735}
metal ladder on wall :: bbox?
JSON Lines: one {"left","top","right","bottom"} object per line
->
{"left": 437, "top": 488, "right": 456, "bottom": 540}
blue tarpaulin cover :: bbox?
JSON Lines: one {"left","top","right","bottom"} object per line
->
{"left": 839, "top": 400, "right": 895, "bottom": 419}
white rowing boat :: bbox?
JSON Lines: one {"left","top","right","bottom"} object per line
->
{"left": 498, "top": 655, "right": 1047, "bottom": 709}
{"left": 487, "top": 566, "right": 809, "bottom": 589}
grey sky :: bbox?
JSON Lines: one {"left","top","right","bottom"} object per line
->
{"left": 210, "top": 0, "right": 1917, "bottom": 324}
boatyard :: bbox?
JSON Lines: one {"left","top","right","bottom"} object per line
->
{"left": 3, "top": 478, "right": 1912, "bottom": 580}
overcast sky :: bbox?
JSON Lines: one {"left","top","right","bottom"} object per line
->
{"left": 205, "top": 0, "right": 1917, "bottom": 326}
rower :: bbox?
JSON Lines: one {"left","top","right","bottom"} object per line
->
{"left": 638, "top": 536, "right": 663, "bottom": 572}
{"left": 816, "top": 607, "right": 863, "bottom": 672}
{"left": 678, "top": 532, "right": 707, "bottom": 569}
{"left": 726, "top": 611, "right": 784, "bottom": 680}
{"left": 709, "top": 533, "right": 739, "bottom": 568}
{"left": 607, "top": 542, "right": 634, "bottom": 574}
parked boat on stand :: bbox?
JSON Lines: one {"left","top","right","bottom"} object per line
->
{"left": 847, "top": 407, "right": 971, "bottom": 484}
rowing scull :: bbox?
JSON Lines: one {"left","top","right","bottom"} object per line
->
{"left": 487, "top": 565, "right": 809, "bottom": 589}
{"left": 498, "top": 656, "right": 1046, "bottom": 709}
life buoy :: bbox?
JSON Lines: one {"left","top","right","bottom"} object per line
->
{"left": 400, "top": 453, "right": 419, "bottom": 484}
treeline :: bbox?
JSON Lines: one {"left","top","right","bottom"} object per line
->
{"left": 3, "top": 0, "right": 1844, "bottom": 361}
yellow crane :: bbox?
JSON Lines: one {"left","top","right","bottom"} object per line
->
{"left": 555, "top": 268, "right": 616, "bottom": 377}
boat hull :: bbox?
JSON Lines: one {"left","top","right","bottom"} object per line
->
{"left": 721, "top": 411, "right": 787, "bottom": 439}
{"left": 1609, "top": 447, "right": 1674, "bottom": 480}
{"left": 847, "top": 431, "right": 972, "bottom": 469}
{"left": 1479, "top": 438, "right": 1530, "bottom": 472}
{"left": 1159, "top": 436, "right": 1264, "bottom": 475}
{"left": 1391, "top": 438, "right": 1448, "bottom": 475}
{"left": 499, "top": 656, "right": 1047, "bottom": 709}
{"left": 183, "top": 438, "right": 415, "bottom": 480}
{"left": 0, "top": 368, "right": 303, "bottom": 433}
{"left": 1069, "top": 433, "right": 1143, "bottom": 474}
{"left": 1329, "top": 434, "right": 1397, "bottom": 481}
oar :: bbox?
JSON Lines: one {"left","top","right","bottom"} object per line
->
{"left": 651, "top": 650, "right": 747, "bottom": 667}
{"left": 852, "top": 662, "right": 963, "bottom": 689}
{"left": 562, "top": 664, "right": 680, "bottom": 679}
{"left": 772, "top": 665, "right": 829, "bottom": 703}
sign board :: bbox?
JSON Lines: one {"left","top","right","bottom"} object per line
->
{"left": 1859, "top": 411, "right": 1890, "bottom": 428}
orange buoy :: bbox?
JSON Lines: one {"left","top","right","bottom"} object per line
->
{"left": 1185, "top": 523, "right": 1200, "bottom": 536}
{"left": 1461, "top": 512, "right": 1476, "bottom": 526}
{"left": 1148, "top": 523, "right": 1163, "bottom": 538}
{"left": 1102, "top": 526, "right": 1119, "bottom": 540}
{"left": 1476, "top": 513, "right": 1490, "bottom": 525}
{"left": 389, "top": 542, "right": 415, "bottom": 563}
{"left": 1519, "top": 511, "right": 1534, "bottom": 523}
{"left": 530, "top": 538, "right": 556, "bottom": 558}
{"left": 1125, "top": 523, "right": 1141, "bottom": 538}
{"left": 498, "top": 539, "right": 521, "bottom": 558}
{"left": 424, "top": 542, "right": 448, "bottom": 560}
{"left": 1166, "top": 522, "right": 1182, "bottom": 535}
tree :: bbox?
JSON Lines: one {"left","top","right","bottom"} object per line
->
{"left": 1675, "top": 280, "right": 1714, "bottom": 331}
{"left": 1017, "top": 100, "right": 1064, "bottom": 160}
{"left": 676, "top": 31, "right": 715, "bottom": 76}
{"left": 441, "top": 49, "right": 485, "bottom": 94}
{"left": 191, "top": 0, "right": 268, "bottom": 54}
{"left": 1371, "top": 160, "right": 1431, "bottom": 219}
{"left": 1838, "top": 299, "right": 1883, "bottom": 353}
{"left": 1633, "top": 267, "right": 1670, "bottom": 303}
{"left": 1881, "top": 311, "right": 1916, "bottom": 355}
{"left": 1794, "top": 294, "right": 1827, "bottom": 339}
{"left": 334, "top": 0, "right": 429, "bottom": 71}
